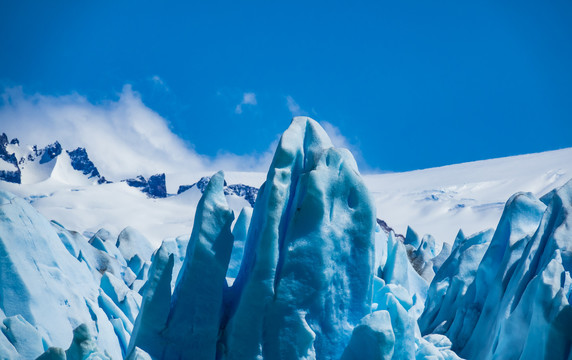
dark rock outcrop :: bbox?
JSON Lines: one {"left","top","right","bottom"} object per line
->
{"left": 0, "top": 133, "right": 21, "bottom": 184}
{"left": 125, "top": 174, "right": 167, "bottom": 198}
{"left": 67, "top": 148, "right": 101, "bottom": 179}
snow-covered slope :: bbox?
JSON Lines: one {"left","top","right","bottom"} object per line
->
{"left": 0, "top": 134, "right": 263, "bottom": 245}
{"left": 365, "top": 147, "right": 572, "bottom": 243}
{"left": 1, "top": 144, "right": 570, "bottom": 248}
{"left": 1, "top": 117, "right": 571, "bottom": 359}
{"left": 128, "top": 117, "right": 460, "bottom": 360}
{"left": 0, "top": 172, "right": 258, "bottom": 246}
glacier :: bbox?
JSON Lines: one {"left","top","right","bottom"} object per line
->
{"left": 221, "top": 117, "right": 375, "bottom": 360}
{"left": 419, "top": 180, "right": 572, "bottom": 359}
{"left": 0, "top": 117, "right": 571, "bottom": 359}
{"left": 0, "top": 191, "right": 125, "bottom": 358}
{"left": 3, "top": 130, "right": 570, "bottom": 251}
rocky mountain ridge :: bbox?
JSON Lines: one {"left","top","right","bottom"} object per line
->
{"left": 0, "top": 133, "right": 258, "bottom": 206}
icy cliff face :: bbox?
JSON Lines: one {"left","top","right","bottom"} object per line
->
{"left": 222, "top": 117, "right": 375, "bottom": 360}
{"left": 419, "top": 179, "right": 572, "bottom": 359}
{"left": 151, "top": 171, "right": 234, "bottom": 359}
{"left": 1, "top": 117, "right": 572, "bottom": 359}
{"left": 0, "top": 187, "right": 165, "bottom": 359}
{"left": 128, "top": 117, "right": 378, "bottom": 359}
{"left": 0, "top": 191, "right": 125, "bottom": 358}
{"left": 124, "top": 117, "right": 465, "bottom": 360}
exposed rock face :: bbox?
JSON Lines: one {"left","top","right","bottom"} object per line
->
{"left": 125, "top": 174, "right": 167, "bottom": 198}
{"left": 146, "top": 174, "right": 167, "bottom": 198}
{"left": 0, "top": 134, "right": 108, "bottom": 185}
{"left": 0, "top": 133, "right": 21, "bottom": 184}
{"left": 125, "top": 175, "right": 147, "bottom": 189}
{"left": 67, "top": 147, "right": 109, "bottom": 184}
{"left": 37, "top": 142, "right": 62, "bottom": 164}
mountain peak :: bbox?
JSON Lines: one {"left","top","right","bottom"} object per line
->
{"left": 124, "top": 174, "right": 167, "bottom": 198}
{"left": 0, "top": 133, "right": 21, "bottom": 184}
{"left": 36, "top": 141, "right": 62, "bottom": 164}
{"left": 0, "top": 135, "right": 108, "bottom": 185}
{"left": 67, "top": 147, "right": 102, "bottom": 179}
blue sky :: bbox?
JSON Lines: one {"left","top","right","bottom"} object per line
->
{"left": 1, "top": 1, "right": 571, "bottom": 173}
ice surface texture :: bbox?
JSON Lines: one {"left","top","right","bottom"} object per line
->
{"left": 0, "top": 187, "right": 158, "bottom": 359}
{"left": 129, "top": 117, "right": 377, "bottom": 359}
{"left": 420, "top": 180, "right": 572, "bottom": 359}
{"left": 220, "top": 117, "right": 375, "bottom": 360}
{"left": 161, "top": 171, "right": 234, "bottom": 358}
{"left": 0, "top": 191, "right": 127, "bottom": 358}
{"left": 2, "top": 117, "right": 572, "bottom": 359}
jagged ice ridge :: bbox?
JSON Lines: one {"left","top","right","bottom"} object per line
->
{"left": 0, "top": 117, "right": 570, "bottom": 359}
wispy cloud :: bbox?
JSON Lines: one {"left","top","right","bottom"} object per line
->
{"left": 319, "top": 121, "right": 372, "bottom": 173}
{"left": 235, "top": 92, "right": 257, "bottom": 114}
{"left": 0, "top": 86, "right": 373, "bottom": 182}
{"left": 0, "top": 85, "right": 204, "bottom": 180}
{"left": 149, "top": 75, "right": 170, "bottom": 92}
{"left": 286, "top": 95, "right": 306, "bottom": 117}
{"left": 0, "top": 86, "right": 274, "bottom": 183}
{"left": 208, "top": 136, "right": 279, "bottom": 174}
{"left": 319, "top": 121, "right": 350, "bottom": 149}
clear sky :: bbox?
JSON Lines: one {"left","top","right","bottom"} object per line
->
{"left": 1, "top": 1, "right": 571, "bottom": 173}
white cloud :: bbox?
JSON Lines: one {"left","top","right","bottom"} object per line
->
{"left": 286, "top": 95, "right": 306, "bottom": 117}
{"left": 208, "top": 136, "right": 279, "bottom": 174}
{"left": 151, "top": 75, "right": 164, "bottom": 85}
{"left": 242, "top": 92, "right": 257, "bottom": 105}
{"left": 235, "top": 92, "right": 257, "bottom": 114}
{"left": 319, "top": 121, "right": 350, "bottom": 150}
{"left": 0, "top": 86, "right": 273, "bottom": 182}
{"left": 0, "top": 85, "right": 204, "bottom": 180}
{"left": 319, "top": 121, "right": 370, "bottom": 172}
{"left": 150, "top": 75, "right": 169, "bottom": 92}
